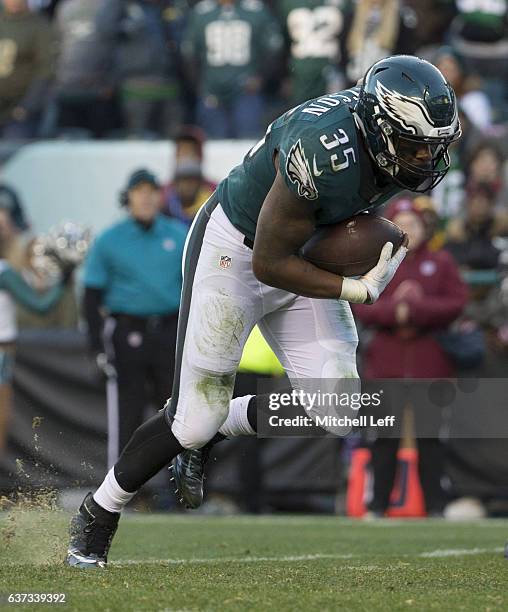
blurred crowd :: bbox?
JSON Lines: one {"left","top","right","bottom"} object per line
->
{"left": 1, "top": 0, "right": 508, "bottom": 516}
{"left": 1, "top": 0, "right": 508, "bottom": 140}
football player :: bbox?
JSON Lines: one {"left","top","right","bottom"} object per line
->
{"left": 66, "top": 55, "right": 460, "bottom": 567}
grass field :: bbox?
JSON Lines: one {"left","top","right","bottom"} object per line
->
{"left": 1, "top": 509, "right": 507, "bottom": 611}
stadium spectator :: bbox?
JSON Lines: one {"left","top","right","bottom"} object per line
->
{"left": 354, "top": 198, "right": 468, "bottom": 516}
{"left": 449, "top": 0, "right": 508, "bottom": 122}
{"left": 82, "top": 168, "right": 187, "bottom": 468}
{"left": 464, "top": 139, "right": 507, "bottom": 207}
{"left": 445, "top": 175, "right": 508, "bottom": 377}
{"left": 444, "top": 181, "right": 508, "bottom": 385}
{"left": 413, "top": 195, "right": 447, "bottom": 252}
{"left": 278, "top": 0, "right": 351, "bottom": 105}
{"left": 15, "top": 235, "right": 79, "bottom": 330}
{"left": 162, "top": 126, "right": 216, "bottom": 225}
{"left": 430, "top": 106, "right": 486, "bottom": 223}
{"left": 0, "top": 184, "right": 30, "bottom": 269}
{"left": 346, "top": 0, "right": 400, "bottom": 83}
{"left": 0, "top": 0, "right": 54, "bottom": 139}
{"left": 172, "top": 125, "right": 207, "bottom": 164}
{"left": 114, "top": 0, "right": 184, "bottom": 139}
{"left": 401, "top": 0, "right": 456, "bottom": 53}
{"left": 0, "top": 233, "right": 73, "bottom": 454}
{"left": 182, "top": 0, "right": 283, "bottom": 138}
{"left": 0, "top": 185, "right": 78, "bottom": 328}
{"left": 450, "top": 0, "right": 508, "bottom": 74}
{"left": 434, "top": 46, "right": 492, "bottom": 131}
{"left": 445, "top": 183, "right": 508, "bottom": 271}
{"left": 52, "top": 0, "right": 120, "bottom": 138}
{"left": 162, "top": 159, "right": 216, "bottom": 225}
{"left": 442, "top": 184, "right": 508, "bottom": 402}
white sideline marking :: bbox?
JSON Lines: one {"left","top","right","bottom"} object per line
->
{"left": 419, "top": 547, "right": 504, "bottom": 558}
{"left": 113, "top": 547, "right": 504, "bottom": 566}
{"left": 0, "top": 548, "right": 502, "bottom": 567}
{"left": 112, "top": 553, "right": 354, "bottom": 566}
{"left": 120, "top": 515, "right": 508, "bottom": 528}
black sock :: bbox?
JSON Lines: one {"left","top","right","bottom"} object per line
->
{"left": 247, "top": 392, "right": 309, "bottom": 434}
{"left": 248, "top": 394, "right": 281, "bottom": 432}
{"left": 114, "top": 410, "right": 184, "bottom": 492}
{"left": 247, "top": 395, "right": 258, "bottom": 432}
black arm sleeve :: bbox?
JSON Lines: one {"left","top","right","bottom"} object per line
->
{"left": 83, "top": 287, "right": 105, "bottom": 354}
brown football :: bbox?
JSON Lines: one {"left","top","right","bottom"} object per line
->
{"left": 301, "top": 214, "right": 405, "bottom": 277}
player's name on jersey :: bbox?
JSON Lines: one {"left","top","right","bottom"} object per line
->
{"left": 302, "top": 91, "right": 359, "bottom": 117}
{"left": 268, "top": 414, "right": 396, "bottom": 428}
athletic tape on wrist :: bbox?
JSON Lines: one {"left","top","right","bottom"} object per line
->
{"left": 339, "top": 277, "right": 369, "bottom": 303}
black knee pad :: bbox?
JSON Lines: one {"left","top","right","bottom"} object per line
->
{"left": 115, "top": 409, "right": 183, "bottom": 492}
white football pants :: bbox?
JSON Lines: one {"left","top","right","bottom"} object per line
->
{"left": 170, "top": 198, "right": 359, "bottom": 449}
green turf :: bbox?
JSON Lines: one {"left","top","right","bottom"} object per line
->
{"left": 0, "top": 510, "right": 507, "bottom": 611}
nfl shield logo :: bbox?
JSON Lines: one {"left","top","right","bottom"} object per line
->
{"left": 219, "top": 255, "right": 232, "bottom": 269}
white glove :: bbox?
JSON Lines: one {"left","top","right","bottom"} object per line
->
{"left": 339, "top": 241, "right": 408, "bottom": 304}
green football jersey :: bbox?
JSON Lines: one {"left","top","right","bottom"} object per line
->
{"left": 218, "top": 88, "right": 401, "bottom": 242}
{"left": 182, "top": 0, "right": 282, "bottom": 101}
{"left": 278, "top": 0, "right": 352, "bottom": 104}
{"left": 456, "top": 0, "right": 507, "bottom": 31}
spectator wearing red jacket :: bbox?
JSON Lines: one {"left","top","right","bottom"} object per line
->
{"left": 354, "top": 198, "right": 468, "bottom": 516}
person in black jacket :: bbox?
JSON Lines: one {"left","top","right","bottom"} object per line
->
{"left": 445, "top": 182, "right": 508, "bottom": 271}
{"left": 0, "top": 0, "right": 54, "bottom": 138}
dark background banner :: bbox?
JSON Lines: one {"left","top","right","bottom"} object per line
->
{"left": 0, "top": 331, "right": 343, "bottom": 508}
{"left": 1, "top": 331, "right": 507, "bottom": 506}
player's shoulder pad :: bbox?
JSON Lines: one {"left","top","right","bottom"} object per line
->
{"left": 281, "top": 136, "right": 320, "bottom": 201}
{"left": 240, "top": 0, "right": 264, "bottom": 12}
{"left": 279, "top": 93, "right": 361, "bottom": 202}
{"left": 194, "top": 0, "right": 216, "bottom": 15}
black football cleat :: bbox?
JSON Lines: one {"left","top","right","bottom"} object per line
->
{"left": 170, "top": 447, "right": 211, "bottom": 509}
{"left": 65, "top": 492, "right": 120, "bottom": 568}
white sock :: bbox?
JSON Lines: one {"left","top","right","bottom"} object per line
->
{"left": 219, "top": 395, "right": 255, "bottom": 438}
{"left": 93, "top": 468, "right": 136, "bottom": 514}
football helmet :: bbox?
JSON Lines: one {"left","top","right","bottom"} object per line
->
{"left": 354, "top": 55, "right": 461, "bottom": 192}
